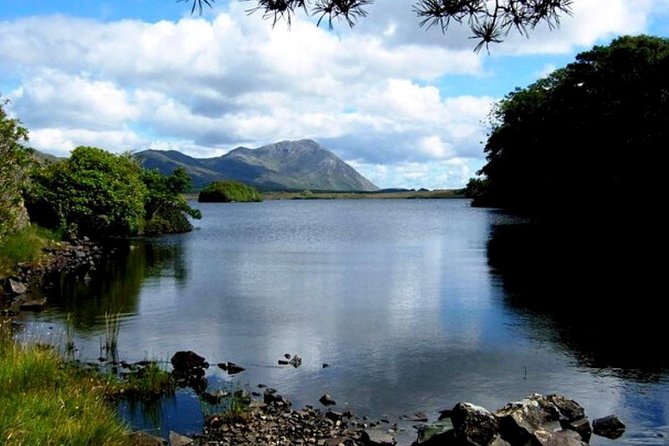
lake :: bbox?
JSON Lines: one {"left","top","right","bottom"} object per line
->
{"left": 22, "top": 199, "right": 669, "bottom": 445}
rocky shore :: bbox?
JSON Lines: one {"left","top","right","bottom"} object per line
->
{"left": 0, "top": 237, "right": 104, "bottom": 315}
{"left": 144, "top": 351, "right": 627, "bottom": 446}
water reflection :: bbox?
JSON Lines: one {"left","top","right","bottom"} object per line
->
{"left": 487, "top": 219, "right": 668, "bottom": 379}
{"left": 41, "top": 240, "right": 186, "bottom": 333}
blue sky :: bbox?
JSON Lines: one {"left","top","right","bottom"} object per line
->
{"left": 1, "top": 1, "right": 668, "bottom": 188}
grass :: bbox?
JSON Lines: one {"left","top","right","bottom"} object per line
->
{"left": 0, "top": 225, "right": 56, "bottom": 279}
{"left": 0, "top": 319, "right": 132, "bottom": 446}
{"left": 103, "top": 311, "right": 122, "bottom": 362}
{"left": 104, "top": 361, "right": 175, "bottom": 401}
{"left": 264, "top": 188, "right": 466, "bottom": 200}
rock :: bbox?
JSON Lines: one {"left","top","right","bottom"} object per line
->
{"left": 322, "top": 363, "right": 330, "bottom": 368}
{"left": 361, "top": 429, "right": 396, "bottom": 446}
{"left": 592, "top": 415, "right": 625, "bottom": 439}
{"left": 128, "top": 431, "right": 167, "bottom": 445}
{"left": 534, "top": 429, "right": 587, "bottom": 446}
{"left": 278, "top": 360, "right": 290, "bottom": 365}
{"left": 285, "top": 353, "right": 292, "bottom": 359}
{"left": 495, "top": 394, "right": 559, "bottom": 445}
{"left": 226, "top": 362, "right": 245, "bottom": 374}
{"left": 325, "top": 411, "right": 343, "bottom": 422}
{"left": 450, "top": 402, "right": 499, "bottom": 446}
{"left": 438, "top": 409, "right": 453, "bottom": 421}
{"left": 17, "top": 298, "right": 46, "bottom": 311}
{"left": 401, "top": 412, "right": 428, "bottom": 422}
{"left": 560, "top": 417, "right": 591, "bottom": 442}
{"left": 290, "top": 354, "right": 302, "bottom": 367}
{"left": 319, "top": 394, "right": 336, "bottom": 406}
{"left": 170, "top": 351, "right": 206, "bottom": 372}
{"left": 489, "top": 435, "right": 512, "bottom": 446}
{"left": 414, "top": 419, "right": 453, "bottom": 445}
{"left": 546, "top": 394, "right": 585, "bottom": 422}
{"left": 8, "top": 279, "right": 27, "bottom": 295}
{"left": 169, "top": 431, "right": 193, "bottom": 446}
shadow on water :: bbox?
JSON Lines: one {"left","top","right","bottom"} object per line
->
{"left": 42, "top": 238, "right": 186, "bottom": 333}
{"left": 487, "top": 215, "right": 667, "bottom": 380}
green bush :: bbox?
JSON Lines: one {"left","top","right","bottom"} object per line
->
{"left": 198, "top": 181, "right": 263, "bottom": 203}
{"left": 0, "top": 225, "right": 55, "bottom": 278}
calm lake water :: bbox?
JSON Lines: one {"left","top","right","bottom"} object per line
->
{"left": 23, "top": 199, "right": 669, "bottom": 445}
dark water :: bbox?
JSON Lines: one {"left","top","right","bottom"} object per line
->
{"left": 23, "top": 200, "right": 669, "bottom": 445}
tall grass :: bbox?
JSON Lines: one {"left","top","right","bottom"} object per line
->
{"left": 103, "top": 311, "right": 121, "bottom": 362}
{"left": 0, "top": 319, "right": 132, "bottom": 446}
{"left": 0, "top": 225, "right": 55, "bottom": 278}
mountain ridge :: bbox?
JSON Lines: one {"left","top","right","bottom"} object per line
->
{"left": 136, "top": 139, "right": 378, "bottom": 192}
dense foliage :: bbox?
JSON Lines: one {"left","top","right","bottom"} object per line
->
{"left": 142, "top": 167, "right": 202, "bottom": 235}
{"left": 198, "top": 180, "right": 263, "bottom": 203}
{"left": 27, "top": 147, "right": 201, "bottom": 238}
{"left": 0, "top": 99, "right": 31, "bottom": 245}
{"left": 184, "top": 0, "right": 572, "bottom": 51}
{"left": 474, "top": 35, "right": 669, "bottom": 215}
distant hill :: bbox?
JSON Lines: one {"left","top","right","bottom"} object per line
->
{"left": 136, "top": 139, "right": 378, "bottom": 192}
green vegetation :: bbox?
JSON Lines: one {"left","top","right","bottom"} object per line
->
{"left": 473, "top": 35, "right": 669, "bottom": 215}
{"left": 25, "top": 147, "right": 202, "bottom": 239}
{"left": 0, "top": 320, "right": 131, "bottom": 446}
{"left": 142, "top": 167, "right": 202, "bottom": 235}
{"left": 0, "top": 98, "right": 32, "bottom": 246}
{"left": 104, "top": 361, "right": 174, "bottom": 401}
{"left": 0, "top": 225, "right": 55, "bottom": 278}
{"left": 198, "top": 180, "right": 263, "bottom": 203}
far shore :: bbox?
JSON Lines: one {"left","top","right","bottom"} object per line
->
{"left": 184, "top": 189, "right": 466, "bottom": 201}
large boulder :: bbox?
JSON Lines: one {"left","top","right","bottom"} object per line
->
{"left": 170, "top": 351, "right": 206, "bottom": 372}
{"left": 592, "top": 415, "right": 625, "bottom": 439}
{"left": 451, "top": 402, "right": 500, "bottom": 446}
{"left": 495, "top": 394, "right": 589, "bottom": 445}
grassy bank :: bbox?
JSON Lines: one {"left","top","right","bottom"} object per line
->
{"left": 265, "top": 189, "right": 466, "bottom": 200}
{"left": 0, "top": 320, "right": 132, "bottom": 446}
{"left": 0, "top": 225, "right": 55, "bottom": 279}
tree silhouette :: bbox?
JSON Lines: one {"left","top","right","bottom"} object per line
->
{"left": 180, "top": 0, "right": 573, "bottom": 52}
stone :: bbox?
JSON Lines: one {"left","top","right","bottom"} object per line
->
{"left": 592, "top": 415, "right": 625, "bottom": 439}
{"left": 226, "top": 362, "right": 245, "bottom": 374}
{"left": 560, "top": 417, "right": 591, "bottom": 442}
{"left": 534, "top": 429, "right": 587, "bottom": 446}
{"left": 414, "top": 419, "right": 453, "bottom": 445}
{"left": 450, "top": 402, "right": 499, "bottom": 446}
{"left": 8, "top": 279, "right": 27, "bottom": 295}
{"left": 322, "top": 363, "right": 330, "bottom": 368}
{"left": 361, "top": 429, "right": 396, "bottom": 446}
{"left": 290, "top": 355, "right": 303, "bottom": 367}
{"left": 319, "top": 394, "right": 336, "bottom": 406}
{"left": 128, "top": 431, "right": 167, "bottom": 445}
{"left": 170, "top": 351, "right": 206, "bottom": 372}
{"left": 18, "top": 298, "right": 47, "bottom": 311}
{"left": 546, "top": 394, "right": 586, "bottom": 422}
{"left": 169, "top": 431, "right": 194, "bottom": 446}
{"left": 278, "top": 360, "right": 290, "bottom": 365}
{"left": 495, "top": 394, "right": 557, "bottom": 445}
{"left": 401, "top": 412, "right": 428, "bottom": 422}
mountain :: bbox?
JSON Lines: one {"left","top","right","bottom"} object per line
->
{"left": 136, "top": 139, "right": 378, "bottom": 192}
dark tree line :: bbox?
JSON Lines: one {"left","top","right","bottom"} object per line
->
{"left": 470, "top": 35, "right": 669, "bottom": 216}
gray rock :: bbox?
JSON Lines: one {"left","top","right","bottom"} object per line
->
{"left": 451, "top": 402, "right": 499, "bottom": 446}
{"left": 534, "top": 429, "right": 587, "bottom": 446}
{"left": 225, "top": 362, "right": 245, "bottom": 374}
{"left": 319, "top": 394, "right": 336, "bottom": 406}
{"left": 414, "top": 419, "right": 453, "bottom": 445}
{"left": 401, "top": 411, "right": 428, "bottom": 422}
{"left": 18, "top": 298, "right": 46, "bottom": 311}
{"left": 361, "top": 429, "right": 396, "bottom": 446}
{"left": 8, "top": 279, "right": 27, "bottom": 295}
{"left": 560, "top": 417, "right": 591, "bottom": 442}
{"left": 169, "top": 431, "right": 193, "bottom": 446}
{"left": 495, "top": 394, "right": 558, "bottom": 445}
{"left": 546, "top": 394, "right": 586, "bottom": 422}
{"left": 489, "top": 434, "right": 512, "bottom": 446}
{"left": 170, "top": 351, "right": 206, "bottom": 372}
{"left": 128, "top": 431, "right": 167, "bottom": 445}
{"left": 592, "top": 415, "right": 625, "bottom": 439}
{"left": 289, "top": 354, "right": 302, "bottom": 367}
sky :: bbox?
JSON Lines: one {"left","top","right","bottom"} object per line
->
{"left": 1, "top": 1, "right": 668, "bottom": 189}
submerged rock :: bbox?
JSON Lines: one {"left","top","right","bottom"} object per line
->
{"left": 170, "top": 351, "right": 206, "bottom": 372}
{"left": 592, "top": 415, "right": 625, "bottom": 439}
{"left": 319, "top": 394, "right": 336, "bottom": 406}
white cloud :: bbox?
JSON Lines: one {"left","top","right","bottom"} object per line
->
{"left": 0, "top": 0, "right": 661, "bottom": 188}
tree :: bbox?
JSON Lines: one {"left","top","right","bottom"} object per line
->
{"left": 142, "top": 167, "right": 202, "bottom": 235}
{"left": 182, "top": 0, "right": 573, "bottom": 51}
{"left": 474, "top": 35, "right": 669, "bottom": 215}
{"left": 0, "top": 98, "right": 32, "bottom": 245}
{"left": 29, "top": 147, "right": 148, "bottom": 238}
